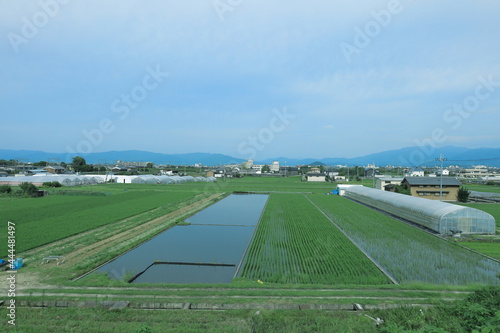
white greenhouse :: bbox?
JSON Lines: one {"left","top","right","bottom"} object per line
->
{"left": 0, "top": 174, "right": 217, "bottom": 186}
{"left": 342, "top": 186, "right": 496, "bottom": 235}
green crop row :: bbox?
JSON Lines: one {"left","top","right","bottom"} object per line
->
{"left": 241, "top": 193, "right": 390, "bottom": 285}
{"left": 308, "top": 194, "right": 500, "bottom": 285}
{"left": 0, "top": 190, "right": 197, "bottom": 254}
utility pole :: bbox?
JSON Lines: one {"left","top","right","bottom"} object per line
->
{"left": 435, "top": 154, "right": 447, "bottom": 201}
{"left": 372, "top": 162, "right": 376, "bottom": 188}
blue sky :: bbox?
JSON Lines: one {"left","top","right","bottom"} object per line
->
{"left": 1, "top": 0, "right": 499, "bottom": 160}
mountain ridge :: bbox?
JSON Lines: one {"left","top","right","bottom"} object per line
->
{"left": 0, "top": 146, "right": 499, "bottom": 167}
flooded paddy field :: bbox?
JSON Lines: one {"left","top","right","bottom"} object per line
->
{"left": 96, "top": 194, "right": 268, "bottom": 284}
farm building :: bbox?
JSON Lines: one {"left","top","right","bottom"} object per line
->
{"left": 342, "top": 186, "right": 496, "bottom": 235}
{"left": 306, "top": 173, "right": 326, "bottom": 182}
{"left": 402, "top": 176, "right": 461, "bottom": 201}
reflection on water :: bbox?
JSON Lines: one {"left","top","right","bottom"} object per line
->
{"left": 95, "top": 194, "right": 268, "bottom": 284}
{"left": 186, "top": 194, "right": 268, "bottom": 226}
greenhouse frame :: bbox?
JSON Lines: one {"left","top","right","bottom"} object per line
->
{"left": 342, "top": 186, "right": 496, "bottom": 235}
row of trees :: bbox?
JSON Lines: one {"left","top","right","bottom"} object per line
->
{"left": 0, "top": 182, "right": 39, "bottom": 197}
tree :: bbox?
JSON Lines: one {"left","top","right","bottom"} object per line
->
{"left": 394, "top": 184, "right": 411, "bottom": 195}
{"left": 72, "top": 156, "right": 87, "bottom": 172}
{"left": 146, "top": 162, "right": 154, "bottom": 169}
{"left": 33, "top": 161, "right": 48, "bottom": 167}
{"left": 457, "top": 186, "right": 470, "bottom": 203}
{"left": 261, "top": 165, "right": 271, "bottom": 173}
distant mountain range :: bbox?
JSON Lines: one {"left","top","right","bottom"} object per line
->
{"left": 1, "top": 146, "right": 499, "bottom": 167}
{"left": 260, "top": 146, "right": 500, "bottom": 167}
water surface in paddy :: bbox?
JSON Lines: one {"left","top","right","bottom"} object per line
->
{"left": 96, "top": 194, "right": 268, "bottom": 283}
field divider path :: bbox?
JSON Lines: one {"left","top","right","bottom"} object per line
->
{"left": 10, "top": 291, "right": 436, "bottom": 301}
{"left": 305, "top": 195, "right": 399, "bottom": 285}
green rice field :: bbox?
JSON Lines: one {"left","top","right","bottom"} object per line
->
{"left": 241, "top": 193, "right": 391, "bottom": 285}
{"left": 308, "top": 194, "right": 500, "bottom": 285}
{"left": 0, "top": 189, "right": 198, "bottom": 254}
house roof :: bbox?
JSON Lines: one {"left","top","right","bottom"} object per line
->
{"left": 403, "top": 176, "right": 461, "bottom": 186}
{"left": 45, "top": 165, "right": 65, "bottom": 170}
{"left": 378, "top": 177, "right": 404, "bottom": 181}
{"left": 307, "top": 173, "right": 326, "bottom": 176}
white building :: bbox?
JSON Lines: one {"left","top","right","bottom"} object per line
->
{"left": 242, "top": 159, "right": 254, "bottom": 169}
{"left": 436, "top": 169, "right": 450, "bottom": 176}
{"left": 270, "top": 161, "right": 280, "bottom": 173}
{"left": 306, "top": 173, "right": 326, "bottom": 182}
{"left": 405, "top": 167, "right": 425, "bottom": 177}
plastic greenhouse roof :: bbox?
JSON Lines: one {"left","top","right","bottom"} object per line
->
{"left": 344, "top": 186, "right": 486, "bottom": 220}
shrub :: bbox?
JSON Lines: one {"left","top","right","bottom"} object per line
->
{"left": 457, "top": 186, "right": 470, "bottom": 203}
{"left": 19, "top": 182, "right": 39, "bottom": 196}
{"left": 42, "top": 181, "right": 62, "bottom": 188}
{"left": 0, "top": 185, "right": 12, "bottom": 193}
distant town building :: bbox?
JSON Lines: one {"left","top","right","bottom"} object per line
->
{"left": 457, "top": 166, "right": 490, "bottom": 178}
{"left": 270, "top": 161, "right": 280, "bottom": 173}
{"left": 242, "top": 159, "right": 254, "bottom": 169}
{"left": 45, "top": 165, "right": 65, "bottom": 174}
{"left": 436, "top": 169, "right": 450, "bottom": 176}
{"left": 406, "top": 167, "right": 425, "bottom": 177}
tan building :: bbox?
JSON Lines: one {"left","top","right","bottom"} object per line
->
{"left": 45, "top": 165, "right": 65, "bottom": 174}
{"left": 401, "top": 176, "right": 461, "bottom": 201}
